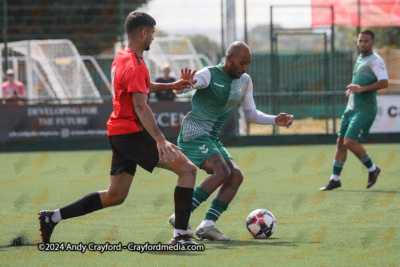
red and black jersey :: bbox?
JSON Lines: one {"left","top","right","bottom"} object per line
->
{"left": 107, "top": 47, "right": 150, "bottom": 136}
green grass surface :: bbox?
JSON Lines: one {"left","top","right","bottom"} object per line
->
{"left": 0, "top": 144, "right": 399, "bottom": 266}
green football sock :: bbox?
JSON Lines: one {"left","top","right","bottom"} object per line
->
{"left": 192, "top": 187, "right": 210, "bottom": 212}
{"left": 361, "top": 154, "right": 373, "bottom": 169}
{"left": 204, "top": 198, "right": 228, "bottom": 222}
{"left": 333, "top": 160, "right": 344, "bottom": 176}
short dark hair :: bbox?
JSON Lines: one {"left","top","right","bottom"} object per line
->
{"left": 125, "top": 11, "right": 156, "bottom": 37}
{"left": 360, "top": 29, "right": 375, "bottom": 40}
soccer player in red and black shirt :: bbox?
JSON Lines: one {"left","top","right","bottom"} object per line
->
{"left": 39, "top": 11, "right": 198, "bottom": 245}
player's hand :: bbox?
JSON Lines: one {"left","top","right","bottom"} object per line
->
{"left": 170, "top": 79, "right": 194, "bottom": 90}
{"left": 180, "top": 67, "right": 197, "bottom": 85}
{"left": 347, "top": 83, "right": 363, "bottom": 93}
{"left": 345, "top": 89, "right": 351, "bottom": 97}
{"left": 170, "top": 67, "right": 197, "bottom": 90}
{"left": 157, "top": 139, "right": 181, "bottom": 162}
{"left": 275, "top": 113, "right": 294, "bottom": 128}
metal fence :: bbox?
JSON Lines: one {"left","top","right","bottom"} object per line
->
{"left": 83, "top": 56, "right": 113, "bottom": 97}
{"left": 3, "top": 50, "right": 397, "bottom": 137}
{"left": 245, "top": 51, "right": 354, "bottom": 134}
{"left": 246, "top": 91, "right": 348, "bottom": 135}
{"left": 247, "top": 51, "right": 353, "bottom": 93}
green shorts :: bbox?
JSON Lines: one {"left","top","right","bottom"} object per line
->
{"left": 338, "top": 109, "right": 377, "bottom": 142}
{"left": 177, "top": 135, "right": 232, "bottom": 168}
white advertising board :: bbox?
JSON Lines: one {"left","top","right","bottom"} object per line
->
{"left": 370, "top": 95, "right": 400, "bottom": 133}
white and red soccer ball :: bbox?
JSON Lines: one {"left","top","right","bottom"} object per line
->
{"left": 246, "top": 209, "right": 276, "bottom": 239}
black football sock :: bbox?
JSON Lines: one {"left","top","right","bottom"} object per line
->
{"left": 59, "top": 192, "right": 103, "bottom": 220}
{"left": 174, "top": 186, "right": 194, "bottom": 231}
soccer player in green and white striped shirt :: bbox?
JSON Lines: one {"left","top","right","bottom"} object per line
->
{"left": 320, "top": 30, "right": 388, "bottom": 191}
{"left": 167, "top": 41, "right": 294, "bottom": 241}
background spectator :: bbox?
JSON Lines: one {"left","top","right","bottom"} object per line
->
{"left": 2, "top": 69, "right": 26, "bottom": 105}
{"left": 155, "top": 64, "right": 176, "bottom": 101}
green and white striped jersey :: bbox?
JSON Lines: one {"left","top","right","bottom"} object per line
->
{"left": 346, "top": 52, "right": 388, "bottom": 111}
{"left": 177, "top": 63, "right": 256, "bottom": 142}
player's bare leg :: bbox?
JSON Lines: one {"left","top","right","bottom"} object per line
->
{"left": 194, "top": 155, "right": 243, "bottom": 241}
{"left": 343, "top": 137, "right": 366, "bottom": 159}
{"left": 157, "top": 151, "right": 197, "bottom": 244}
{"left": 99, "top": 172, "right": 134, "bottom": 207}
{"left": 214, "top": 159, "right": 244, "bottom": 204}
{"left": 344, "top": 137, "right": 380, "bottom": 188}
{"left": 39, "top": 172, "right": 133, "bottom": 242}
{"left": 156, "top": 151, "right": 196, "bottom": 188}
{"left": 335, "top": 137, "right": 347, "bottom": 163}
{"left": 198, "top": 153, "right": 232, "bottom": 194}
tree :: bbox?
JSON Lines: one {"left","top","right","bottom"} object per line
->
{"left": 336, "top": 26, "right": 400, "bottom": 50}
{"left": 186, "top": 34, "right": 220, "bottom": 64}
{"left": 335, "top": 27, "right": 358, "bottom": 52}
{"left": 1, "top": 0, "right": 150, "bottom": 55}
{"left": 371, "top": 27, "right": 400, "bottom": 49}
{"left": 248, "top": 24, "right": 284, "bottom": 51}
{"left": 154, "top": 29, "right": 168, "bottom": 38}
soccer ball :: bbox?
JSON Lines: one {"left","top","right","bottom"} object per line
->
{"left": 246, "top": 209, "right": 276, "bottom": 239}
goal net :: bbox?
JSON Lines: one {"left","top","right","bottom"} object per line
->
{"left": 1, "top": 39, "right": 101, "bottom": 103}
{"left": 145, "top": 37, "right": 212, "bottom": 80}
{"left": 115, "top": 36, "right": 213, "bottom": 97}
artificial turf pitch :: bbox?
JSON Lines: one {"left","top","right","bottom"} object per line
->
{"left": 0, "top": 144, "right": 399, "bottom": 266}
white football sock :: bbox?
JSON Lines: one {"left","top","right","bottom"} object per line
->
{"left": 368, "top": 164, "right": 376, "bottom": 172}
{"left": 173, "top": 229, "right": 187, "bottom": 238}
{"left": 330, "top": 174, "right": 340, "bottom": 181}
{"left": 52, "top": 209, "right": 62, "bottom": 223}
{"left": 199, "top": 219, "right": 215, "bottom": 228}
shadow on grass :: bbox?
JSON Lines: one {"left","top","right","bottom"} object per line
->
{"left": 142, "top": 250, "right": 203, "bottom": 257}
{"left": 139, "top": 237, "right": 299, "bottom": 255}
{"left": 0, "top": 243, "right": 37, "bottom": 252}
{"left": 0, "top": 234, "right": 37, "bottom": 251}
{"left": 201, "top": 237, "right": 298, "bottom": 249}
{"left": 340, "top": 189, "right": 400, "bottom": 193}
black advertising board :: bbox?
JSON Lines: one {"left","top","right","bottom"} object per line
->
{"left": 0, "top": 101, "right": 236, "bottom": 143}
{"left": 0, "top": 104, "right": 112, "bottom": 142}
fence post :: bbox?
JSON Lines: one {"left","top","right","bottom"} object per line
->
{"left": 221, "top": 0, "right": 225, "bottom": 56}
{"left": 331, "top": 6, "right": 337, "bottom": 135}
{"left": 119, "top": 0, "right": 125, "bottom": 48}
{"left": 77, "top": 57, "right": 82, "bottom": 99}
{"left": 270, "top": 6, "right": 278, "bottom": 135}
{"left": 26, "top": 41, "right": 33, "bottom": 101}
{"left": 2, "top": 0, "right": 8, "bottom": 71}
{"left": 323, "top": 33, "right": 329, "bottom": 134}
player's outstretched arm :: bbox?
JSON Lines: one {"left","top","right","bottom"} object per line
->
{"left": 148, "top": 68, "right": 197, "bottom": 93}
{"left": 244, "top": 109, "right": 294, "bottom": 128}
{"left": 131, "top": 92, "right": 181, "bottom": 161}
{"left": 241, "top": 77, "right": 293, "bottom": 128}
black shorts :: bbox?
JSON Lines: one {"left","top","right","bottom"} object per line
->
{"left": 108, "top": 130, "right": 159, "bottom": 176}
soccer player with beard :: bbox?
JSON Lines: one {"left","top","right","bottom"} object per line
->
{"left": 39, "top": 11, "right": 199, "bottom": 245}
{"left": 320, "top": 30, "right": 388, "bottom": 191}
